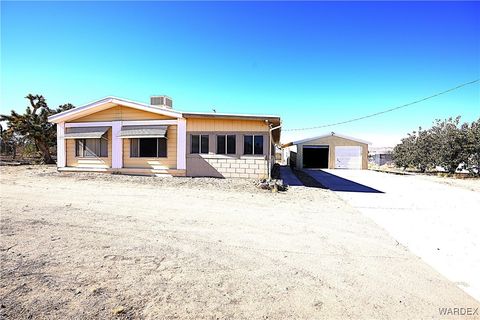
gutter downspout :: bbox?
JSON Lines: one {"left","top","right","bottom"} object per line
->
{"left": 268, "top": 124, "right": 282, "bottom": 181}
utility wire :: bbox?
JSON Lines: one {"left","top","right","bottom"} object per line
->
{"left": 284, "top": 79, "right": 480, "bottom": 131}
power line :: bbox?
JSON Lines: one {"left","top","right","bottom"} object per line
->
{"left": 284, "top": 79, "right": 480, "bottom": 131}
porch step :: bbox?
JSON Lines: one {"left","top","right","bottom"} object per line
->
{"left": 57, "top": 167, "right": 185, "bottom": 177}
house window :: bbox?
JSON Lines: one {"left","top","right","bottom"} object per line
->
{"left": 75, "top": 135, "right": 108, "bottom": 158}
{"left": 216, "top": 135, "right": 236, "bottom": 154}
{"left": 130, "top": 138, "right": 167, "bottom": 158}
{"left": 191, "top": 134, "right": 209, "bottom": 154}
{"left": 244, "top": 135, "right": 264, "bottom": 155}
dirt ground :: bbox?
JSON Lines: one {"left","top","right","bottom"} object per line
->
{"left": 1, "top": 166, "right": 478, "bottom": 319}
{"left": 416, "top": 174, "right": 480, "bottom": 193}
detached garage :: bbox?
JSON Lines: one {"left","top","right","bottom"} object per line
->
{"left": 285, "top": 132, "right": 370, "bottom": 170}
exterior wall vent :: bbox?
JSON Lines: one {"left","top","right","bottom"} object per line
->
{"left": 150, "top": 95, "right": 173, "bottom": 109}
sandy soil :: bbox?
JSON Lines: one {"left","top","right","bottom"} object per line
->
{"left": 370, "top": 166, "right": 480, "bottom": 193}
{"left": 1, "top": 166, "right": 478, "bottom": 319}
{"left": 416, "top": 174, "right": 480, "bottom": 193}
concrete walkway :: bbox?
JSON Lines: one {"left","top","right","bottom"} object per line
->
{"left": 279, "top": 166, "right": 303, "bottom": 186}
{"left": 308, "top": 169, "right": 480, "bottom": 302}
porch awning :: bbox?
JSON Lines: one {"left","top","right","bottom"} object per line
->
{"left": 118, "top": 125, "right": 168, "bottom": 138}
{"left": 64, "top": 126, "right": 109, "bottom": 139}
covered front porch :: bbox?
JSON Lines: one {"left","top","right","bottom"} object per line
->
{"left": 57, "top": 119, "right": 187, "bottom": 176}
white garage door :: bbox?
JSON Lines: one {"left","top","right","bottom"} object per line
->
{"left": 335, "top": 146, "right": 362, "bottom": 169}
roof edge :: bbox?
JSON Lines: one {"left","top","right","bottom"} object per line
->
{"left": 48, "top": 96, "right": 183, "bottom": 123}
{"left": 181, "top": 111, "right": 280, "bottom": 120}
{"left": 288, "top": 132, "right": 372, "bottom": 146}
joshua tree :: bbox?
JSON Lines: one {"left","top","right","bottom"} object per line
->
{"left": 0, "top": 94, "right": 73, "bottom": 164}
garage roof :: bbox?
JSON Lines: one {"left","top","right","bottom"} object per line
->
{"left": 282, "top": 132, "right": 371, "bottom": 147}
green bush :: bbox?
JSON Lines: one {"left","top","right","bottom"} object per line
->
{"left": 393, "top": 116, "right": 480, "bottom": 175}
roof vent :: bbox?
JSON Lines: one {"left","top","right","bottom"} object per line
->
{"left": 150, "top": 95, "right": 173, "bottom": 109}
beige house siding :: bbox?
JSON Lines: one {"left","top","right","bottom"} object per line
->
{"left": 123, "top": 125, "right": 178, "bottom": 169}
{"left": 186, "top": 118, "right": 268, "bottom": 132}
{"left": 66, "top": 128, "right": 112, "bottom": 168}
{"left": 72, "top": 105, "right": 174, "bottom": 122}
{"left": 295, "top": 136, "right": 368, "bottom": 170}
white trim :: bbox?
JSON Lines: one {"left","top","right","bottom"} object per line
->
{"left": 180, "top": 110, "right": 280, "bottom": 119}
{"left": 291, "top": 132, "right": 372, "bottom": 145}
{"left": 111, "top": 121, "right": 122, "bottom": 169}
{"left": 119, "top": 135, "right": 167, "bottom": 139}
{"left": 239, "top": 155, "right": 267, "bottom": 160}
{"left": 56, "top": 122, "right": 66, "bottom": 168}
{"left": 65, "top": 120, "right": 178, "bottom": 127}
{"left": 48, "top": 96, "right": 183, "bottom": 123}
{"left": 121, "top": 120, "right": 178, "bottom": 126}
{"left": 176, "top": 118, "right": 186, "bottom": 170}
{"left": 65, "top": 122, "right": 113, "bottom": 128}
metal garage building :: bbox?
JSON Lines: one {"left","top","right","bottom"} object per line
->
{"left": 284, "top": 132, "right": 370, "bottom": 170}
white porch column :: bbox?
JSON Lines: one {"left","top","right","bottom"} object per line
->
{"left": 56, "top": 122, "right": 66, "bottom": 168}
{"left": 176, "top": 118, "right": 186, "bottom": 170}
{"left": 111, "top": 121, "right": 123, "bottom": 169}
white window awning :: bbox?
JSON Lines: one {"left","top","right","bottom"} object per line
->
{"left": 118, "top": 125, "right": 168, "bottom": 138}
{"left": 64, "top": 127, "right": 109, "bottom": 139}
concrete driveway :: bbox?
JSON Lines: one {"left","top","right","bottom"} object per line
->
{"left": 306, "top": 169, "right": 480, "bottom": 302}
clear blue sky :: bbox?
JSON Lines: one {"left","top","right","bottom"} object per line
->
{"left": 1, "top": 1, "right": 479, "bottom": 145}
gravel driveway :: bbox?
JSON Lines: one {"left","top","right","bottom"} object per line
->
{"left": 307, "top": 169, "right": 480, "bottom": 302}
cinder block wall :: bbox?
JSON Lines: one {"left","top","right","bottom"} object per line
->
{"left": 187, "top": 157, "right": 268, "bottom": 179}
{"left": 214, "top": 158, "right": 267, "bottom": 179}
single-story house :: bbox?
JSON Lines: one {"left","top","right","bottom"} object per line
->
{"left": 282, "top": 132, "right": 370, "bottom": 170}
{"left": 48, "top": 96, "right": 281, "bottom": 178}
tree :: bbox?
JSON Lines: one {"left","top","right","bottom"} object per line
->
{"left": 465, "top": 118, "right": 480, "bottom": 174}
{"left": 0, "top": 95, "right": 73, "bottom": 164}
{"left": 393, "top": 116, "right": 479, "bottom": 174}
{"left": 393, "top": 133, "right": 415, "bottom": 170}
{"left": 0, "top": 124, "right": 20, "bottom": 158}
{"left": 430, "top": 117, "right": 470, "bottom": 174}
{"left": 408, "top": 127, "right": 435, "bottom": 172}
{"left": 393, "top": 129, "right": 434, "bottom": 172}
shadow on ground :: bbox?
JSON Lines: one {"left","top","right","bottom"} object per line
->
{"left": 304, "top": 169, "right": 384, "bottom": 193}
{"left": 279, "top": 166, "right": 326, "bottom": 188}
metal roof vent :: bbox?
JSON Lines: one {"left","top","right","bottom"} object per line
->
{"left": 150, "top": 95, "right": 173, "bottom": 109}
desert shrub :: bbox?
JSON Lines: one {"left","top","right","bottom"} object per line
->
{"left": 393, "top": 116, "right": 480, "bottom": 174}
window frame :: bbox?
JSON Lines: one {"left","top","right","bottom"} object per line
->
{"left": 75, "top": 134, "right": 108, "bottom": 158}
{"left": 216, "top": 134, "right": 236, "bottom": 155}
{"left": 243, "top": 134, "right": 264, "bottom": 156}
{"left": 129, "top": 138, "right": 168, "bottom": 158}
{"left": 191, "top": 134, "right": 209, "bottom": 154}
